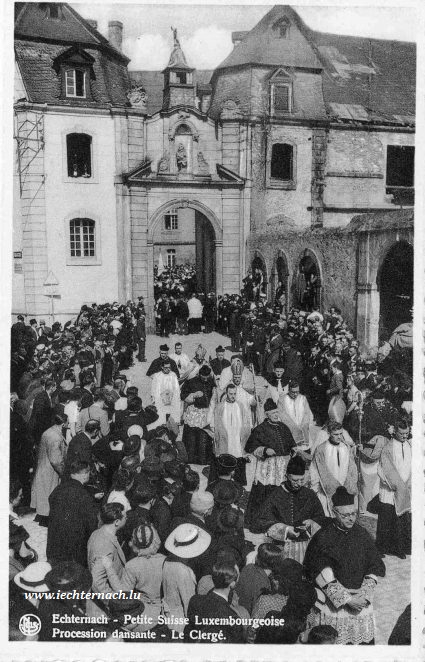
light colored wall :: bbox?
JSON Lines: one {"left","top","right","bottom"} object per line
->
{"left": 153, "top": 207, "right": 196, "bottom": 265}
{"left": 146, "top": 113, "right": 220, "bottom": 176}
{"left": 323, "top": 129, "right": 415, "bottom": 225}
{"left": 43, "top": 111, "right": 119, "bottom": 314}
{"left": 252, "top": 124, "right": 313, "bottom": 230}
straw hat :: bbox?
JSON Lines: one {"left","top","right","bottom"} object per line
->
{"left": 14, "top": 561, "right": 52, "bottom": 593}
{"left": 164, "top": 524, "right": 211, "bottom": 559}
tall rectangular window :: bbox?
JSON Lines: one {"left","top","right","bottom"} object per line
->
{"left": 272, "top": 84, "right": 291, "bottom": 113}
{"left": 65, "top": 69, "right": 86, "bottom": 98}
{"left": 271, "top": 143, "right": 293, "bottom": 181}
{"left": 66, "top": 133, "right": 92, "bottom": 178}
{"left": 386, "top": 146, "right": 414, "bottom": 192}
{"left": 70, "top": 218, "right": 95, "bottom": 257}
{"left": 164, "top": 210, "right": 178, "bottom": 230}
{"left": 167, "top": 249, "right": 176, "bottom": 267}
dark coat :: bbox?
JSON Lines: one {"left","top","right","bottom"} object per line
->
{"left": 66, "top": 432, "right": 92, "bottom": 466}
{"left": 146, "top": 356, "right": 179, "bottom": 378}
{"left": 185, "top": 592, "right": 245, "bottom": 642}
{"left": 209, "top": 357, "right": 231, "bottom": 377}
{"left": 150, "top": 497, "right": 173, "bottom": 544}
{"left": 29, "top": 390, "right": 53, "bottom": 442}
{"left": 114, "top": 408, "right": 159, "bottom": 438}
{"left": 135, "top": 317, "right": 146, "bottom": 340}
{"left": 46, "top": 478, "right": 98, "bottom": 567}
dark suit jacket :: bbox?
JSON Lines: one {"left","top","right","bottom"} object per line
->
{"left": 135, "top": 317, "right": 146, "bottom": 340}
{"left": 46, "top": 478, "right": 98, "bottom": 567}
{"left": 185, "top": 592, "right": 245, "bottom": 643}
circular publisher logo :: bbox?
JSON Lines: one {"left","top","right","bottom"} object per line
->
{"left": 19, "top": 614, "right": 41, "bottom": 637}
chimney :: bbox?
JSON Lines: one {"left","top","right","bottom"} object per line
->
{"left": 87, "top": 19, "right": 98, "bottom": 30}
{"left": 108, "top": 20, "right": 123, "bottom": 51}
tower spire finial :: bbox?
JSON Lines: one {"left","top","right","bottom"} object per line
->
{"left": 167, "top": 26, "right": 188, "bottom": 68}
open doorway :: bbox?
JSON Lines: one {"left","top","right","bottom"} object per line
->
{"left": 294, "top": 250, "right": 321, "bottom": 310}
{"left": 378, "top": 241, "right": 413, "bottom": 340}
{"left": 152, "top": 204, "right": 216, "bottom": 299}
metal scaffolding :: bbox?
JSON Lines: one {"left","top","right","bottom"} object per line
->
{"left": 14, "top": 109, "right": 45, "bottom": 195}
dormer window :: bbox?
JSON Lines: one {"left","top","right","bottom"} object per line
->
{"left": 65, "top": 69, "right": 86, "bottom": 98}
{"left": 42, "top": 3, "right": 63, "bottom": 20}
{"left": 53, "top": 46, "right": 95, "bottom": 101}
{"left": 273, "top": 17, "right": 290, "bottom": 38}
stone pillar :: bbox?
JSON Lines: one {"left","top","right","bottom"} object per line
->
{"left": 311, "top": 127, "right": 328, "bottom": 227}
{"left": 214, "top": 239, "right": 223, "bottom": 296}
{"left": 222, "top": 122, "right": 240, "bottom": 174}
{"left": 356, "top": 282, "right": 380, "bottom": 351}
{"left": 146, "top": 237, "right": 155, "bottom": 332}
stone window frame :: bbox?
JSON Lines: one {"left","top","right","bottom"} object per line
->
{"left": 62, "top": 126, "right": 98, "bottom": 185}
{"left": 270, "top": 82, "right": 292, "bottom": 115}
{"left": 267, "top": 138, "right": 297, "bottom": 190}
{"left": 384, "top": 144, "right": 415, "bottom": 194}
{"left": 166, "top": 249, "right": 176, "bottom": 267}
{"left": 164, "top": 208, "right": 179, "bottom": 231}
{"left": 65, "top": 68, "right": 86, "bottom": 98}
{"left": 65, "top": 211, "right": 102, "bottom": 266}
{"left": 268, "top": 67, "right": 293, "bottom": 118}
{"left": 66, "top": 133, "right": 92, "bottom": 179}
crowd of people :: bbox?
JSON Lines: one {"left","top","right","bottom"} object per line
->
{"left": 9, "top": 284, "right": 412, "bottom": 645}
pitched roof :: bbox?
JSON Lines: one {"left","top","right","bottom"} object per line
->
{"left": 129, "top": 70, "right": 213, "bottom": 115}
{"left": 316, "top": 32, "right": 416, "bottom": 122}
{"left": 15, "top": 39, "right": 130, "bottom": 106}
{"left": 217, "top": 6, "right": 323, "bottom": 70}
{"left": 213, "top": 5, "right": 416, "bottom": 124}
{"left": 14, "top": 3, "right": 130, "bottom": 107}
{"left": 15, "top": 3, "right": 128, "bottom": 64}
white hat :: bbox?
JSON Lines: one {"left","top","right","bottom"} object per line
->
{"left": 14, "top": 561, "right": 52, "bottom": 593}
{"left": 127, "top": 424, "right": 144, "bottom": 438}
{"left": 165, "top": 524, "right": 211, "bottom": 559}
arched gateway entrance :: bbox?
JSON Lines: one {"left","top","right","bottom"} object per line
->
{"left": 378, "top": 241, "right": 413, "bottom": 340}
{"left": 148, "top": 200, "right": 222, "bottom": 306}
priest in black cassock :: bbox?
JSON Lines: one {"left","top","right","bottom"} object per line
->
{"left": 244, "top": 398, "right": 295, "bottom": 530}
{"left": 252, "top": 455, "right": 326, "bottom": 562}
{"left": 304, "top": 486, "right": 385, "bottom": 645}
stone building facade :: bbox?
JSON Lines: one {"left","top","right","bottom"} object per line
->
{"left": 13, "top": 3, "right": 415, "bottom": 349}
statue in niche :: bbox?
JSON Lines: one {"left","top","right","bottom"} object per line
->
{"left": 197, "top": 151, "right": 209, "bottom": 175}
{"left": 158, "top": 153, "right": 169, "bottom": 174}
{"left": 176, "top": 143, "right": 187, "bottom": 172}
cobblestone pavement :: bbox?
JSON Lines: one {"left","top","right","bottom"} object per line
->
{"left": 20, "top": 330, "right": 410, "bottom": 645}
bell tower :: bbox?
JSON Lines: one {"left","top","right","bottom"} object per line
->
{"left": 162, "top": 27, "right": 196, "bottom": 110}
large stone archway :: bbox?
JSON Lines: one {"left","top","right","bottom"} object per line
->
{"left": 146, "top": 198, "right": 223, "bottom": 324}
{"left": 355, "top": 211, "right": 413, "bottom": 350}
